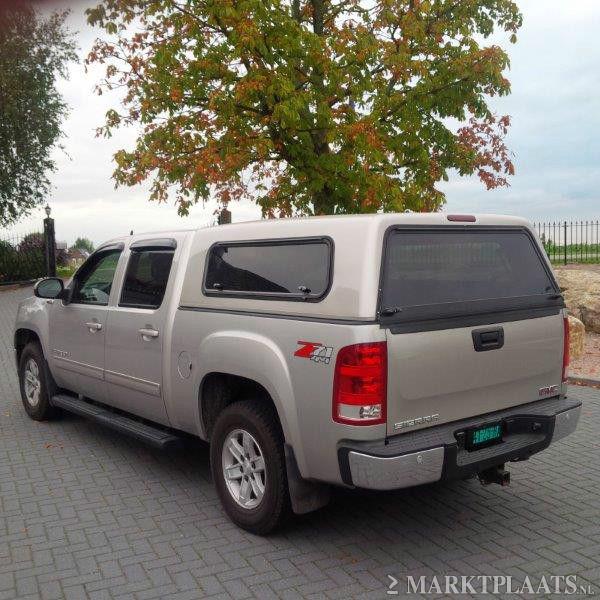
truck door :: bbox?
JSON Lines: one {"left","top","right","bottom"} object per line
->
{"left": 103, "top": 239, "right": 176, "bottom": 425}
{"left": 48, "top": 246, "right": 123, "bottom": 402}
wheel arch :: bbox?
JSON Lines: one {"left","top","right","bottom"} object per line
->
{"left": 193, "top": 330, "right": 306, "bottom": 474}
{"left": 14, "top": 328, "right": 42, "bottom": 366}
{"left": 14, "top": 296, "right": 52, "bottom": 366}
{"left": 199, "top": 373, "right": 277, "bottom": 438}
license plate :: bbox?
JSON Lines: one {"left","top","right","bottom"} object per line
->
{"left": 465, "top": 421, "right": 503, "bottom": 451}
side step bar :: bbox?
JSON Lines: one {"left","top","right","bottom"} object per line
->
{"left": 51, "top": 394, "right": 181, "bottom": 450}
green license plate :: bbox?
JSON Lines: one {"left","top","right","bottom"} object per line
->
{"left": 466, "top": 422, "right": 503, "bottom": 451}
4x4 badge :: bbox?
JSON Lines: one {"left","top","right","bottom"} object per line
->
{"left": 294, "top": 341, "right": 333, "bottom": 365}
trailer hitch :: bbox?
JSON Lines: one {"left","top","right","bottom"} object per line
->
{"left": 478, "top": 464, "right": 510, "bottom": 487}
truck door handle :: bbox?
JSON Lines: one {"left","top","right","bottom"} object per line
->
{"left": 472, "top": 327, "right": 504, "bottom": 352}
{"left": 139, "top": 327, "right": 159, "bottom": 340}
{"left": 85, "top": 321, "right": 102, "bottom": 332}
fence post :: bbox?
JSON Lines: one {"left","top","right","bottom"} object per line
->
{"left": 563, "top": 221, "right": 567, "bottom": 265}
{"left": 43, "top": 215, "right": 56, "bottom": 277}
{"left": 218, "top": 207, "right": 231, "bottom": 225}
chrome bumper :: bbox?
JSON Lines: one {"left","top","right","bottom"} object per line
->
{"left": 341, "top": 398, "right": 581, "bottom": 491}
{"left": 348, "top": 447, "right": 444, "bottom": 490}
{"left": 552, "top": 404, "right": 581, "bottom": 441}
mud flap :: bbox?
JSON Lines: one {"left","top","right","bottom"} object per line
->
{"left": 284, "top": 444, "right": 331, "bottom": 515}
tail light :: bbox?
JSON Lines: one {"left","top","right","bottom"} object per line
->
{"left": 562, "top": 316, "right": 570, "bottom": 382}
{"left": 332, "top": 342, "right": 387, "bottom": 425}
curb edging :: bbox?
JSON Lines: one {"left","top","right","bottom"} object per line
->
{"left": 0, "top": 281, "right": 36, "bottom": 293}
{"left": 569, "top": 375, "right": 600, "bottom": 388}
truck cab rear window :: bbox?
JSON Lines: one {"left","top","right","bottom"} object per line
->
{"left": 381, "top": 229, "right": 558, "bottom": 317}
{"left": 120, "top": 249, "right": 174, "bottom": 309}
{"left": 204, "top": 239, "right": 332, "bottom": 301}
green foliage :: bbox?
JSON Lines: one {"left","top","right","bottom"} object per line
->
{"left": 57, "top": 264, "right": 76, "bottom": 278}
{"left": 70, "top": 237, "right": 95, "bottom": 253}
{"left": 0, "top": 239, "right": 13, "bottom": 254}
{"left": 19, "top": 232, "right": 44, "bottom": 252}
{"left": 542, "top": 241, "right": 600, "bottom": 264}
{"left": 0, "top": 240, "right": 17, "bottom": 282}
{"left": 87, "top": 0, "right": 522, "bottom": 216}
{"left": 0, "top": 5, "right": 77, "bottom": 226}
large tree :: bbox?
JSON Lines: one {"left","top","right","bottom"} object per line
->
{"left": 87, "top": 0, "right": 521, "bottom": 216}
{"left": 0, "top": 4, "right": 76, "bottom": 227}
{"left": 71, "top": 236, "right": 95, "bottom": 253}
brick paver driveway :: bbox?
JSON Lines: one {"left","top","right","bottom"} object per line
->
{"left": 1, "top": 287, "right": 599, "bottom": 599}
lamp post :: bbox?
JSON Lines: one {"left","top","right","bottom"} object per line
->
{"left": 43, "top": 204, "right": 56, "bottom": 277}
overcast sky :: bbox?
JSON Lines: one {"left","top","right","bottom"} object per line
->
{"left": 7, "top": 0, "right": 600, "bottom": 245}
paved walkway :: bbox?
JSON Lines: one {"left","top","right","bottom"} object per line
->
{"left": 1, "top": 287, "right": 599, "bottom": 599}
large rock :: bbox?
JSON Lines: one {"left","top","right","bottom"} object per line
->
{"left": 567, "top": 315, "right": 585, "bottom": 361}
{"left": 554, "top": 267, "right": 600, "bottom": 334}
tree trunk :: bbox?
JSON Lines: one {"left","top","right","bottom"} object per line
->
{"left": 312, "top": 184, "right": 333, "bottom": 215}
{"left": 311, "top": 0, "right": 325, "bottom": 34}
{"left": 291, "top": 0, "right": 300, "bottom": 21}
{"left": 310, "top": 0, "right": 332, "bottom": 216}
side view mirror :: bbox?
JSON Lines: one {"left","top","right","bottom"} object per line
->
{"left": 34, "top": 277, "right": 64, "bottom": 300}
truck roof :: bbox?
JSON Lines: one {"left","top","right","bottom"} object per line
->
{"left": 103, "top": 213, "right": 531, "bottom": 245}
{"left": 211, "top": 212, "right": 530, "bottom": 231}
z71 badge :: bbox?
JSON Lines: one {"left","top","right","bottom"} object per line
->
{"left": 294, "top": 341, "right": 333, "bottom": 365}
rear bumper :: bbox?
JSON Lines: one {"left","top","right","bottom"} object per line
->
{"left": 338, "top": 396, "right": 581, "bottom": 490}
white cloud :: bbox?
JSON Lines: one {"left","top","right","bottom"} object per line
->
{"left": 442, "top": 0, "right": 600, "bottom": 221}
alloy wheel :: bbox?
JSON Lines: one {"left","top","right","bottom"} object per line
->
{"left": 23, "top": 358, "right": 41, "bottom": 407}
{"left": 221, "top": 428, "right": 266, "bottom": 509}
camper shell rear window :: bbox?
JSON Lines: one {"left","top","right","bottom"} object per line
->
{"left": 379, "top": 226, "right": 563, "bottom": 328}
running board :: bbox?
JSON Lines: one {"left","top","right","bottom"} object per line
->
{"left": 51, "top": 394, "right": 181, "bottom": 449}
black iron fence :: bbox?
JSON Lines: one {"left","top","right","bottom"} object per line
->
{"left": 0, "top": 231, "right": 46, "bottom": 285}
{"left": 533, "top": 220, "right": 600, "bottom": 264}
{"left": 0, "top": 214, "right": 58, "bottom": 285}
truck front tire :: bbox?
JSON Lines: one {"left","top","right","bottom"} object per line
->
{"left": 18, "top": 342, "right": 59, "bottom": 421}
{"left": 210, "top": 399, "right": 291, "bottom": 534}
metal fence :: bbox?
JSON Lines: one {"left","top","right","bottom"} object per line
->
{"left": 533, "top": 220, "right": 600, "bottom": 264}
{"left": 0, "top": 231, "right": 46, "bottom": 285}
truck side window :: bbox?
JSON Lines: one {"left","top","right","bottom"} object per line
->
{"left": 204, "top": 238, "right": 332, "bottom": 301}
{"left": 72, "top": 249, "right": 122, "bottom": 306}
{"left": 119, "top": 249, "right": 174, "bottom": 309}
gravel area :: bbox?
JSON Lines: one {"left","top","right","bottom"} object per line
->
{"left": 554, "top": 264, "right": 600, "bottom": 273}
{"left": 551, "top": 265, "right": 600, "bottom": 381}
{"left": 571, "top": 332, "right": 600, "bottom": 380}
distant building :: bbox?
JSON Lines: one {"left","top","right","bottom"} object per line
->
{"left": 67, "top": 248, "right": 89, "bottom": 268}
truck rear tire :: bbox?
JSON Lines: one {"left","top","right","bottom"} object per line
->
{"left": 18, "top": 342, "right": 59, "bottom": 421}
{"left": 210, "top": 399, "right": 291, "bottom": 534}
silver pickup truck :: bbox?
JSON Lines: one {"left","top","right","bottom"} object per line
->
{"left": 14, "top": 213, "right": 580, "bottom": 533}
